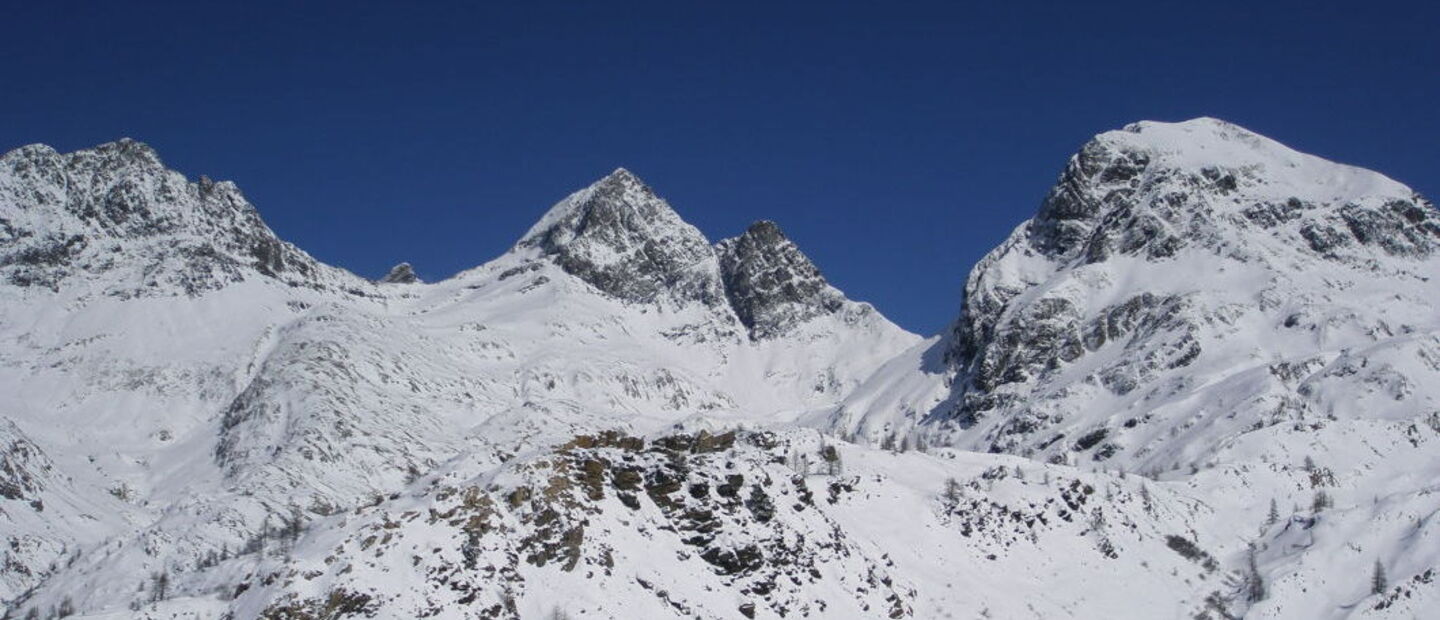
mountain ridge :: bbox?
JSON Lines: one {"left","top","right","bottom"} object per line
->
{"left": 4, "top": 119, "right": 1440, "bottom": 619}
{"left": 0, "top": 139, "right": 920, "bottom": 616}
{"left": 0, "top": 137, "right": 351, "bottom": 297}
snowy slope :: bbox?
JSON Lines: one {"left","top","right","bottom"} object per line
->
{"left": 222, "top": 429, "right": 1219, "bottom": 620}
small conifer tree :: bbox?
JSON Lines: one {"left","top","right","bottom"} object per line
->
{"left": 1244, "top": 543, "right": 1266, "bottom": 602}
{"left": 1371, "top": 559, "right": 1387, "bottom": 595}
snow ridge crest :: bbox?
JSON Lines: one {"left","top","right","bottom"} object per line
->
{"left": 0, "top": 139, "right": 341, "bottom": 295}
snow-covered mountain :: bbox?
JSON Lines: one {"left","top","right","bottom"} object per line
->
{"left": 837, "top": 118, "right": 1439, "bottom": 455}
{"left": 0, "top": 146, "right": 914, "bottom": 618}
{"left": 3, "top": 119, "right": 1438, "bottom": 619}
{"left": 832, "top": 117, "right": 1440, "bottom": 617}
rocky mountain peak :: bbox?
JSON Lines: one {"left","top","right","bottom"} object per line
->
{"left": 516, "top": 167, "right": 668, "bottom": 245}
{"left": 1030, "top": 117, "right": 1436, "bottom": 263}
{"left": 0, "top": 139, "right": 337, "bottom": 295}
{"left": 378, "top": 262, "right": 419, "bottom": 284}
{"left": 597, "top": 165, "right": 642, "bottom": 187}
{"left": 920, "top": 118, "right": 1440, "bottom": 460}
{"left": 73, "top": 137, "right": 166, "bottom": 171}
{"left": 0, "top": 138, "right": 165, "bottom": 178}
{"left": 514, "top": 168, "right": 728, "bottom": 309}
{"left": 716, "top": 220, "right": 848, "bottom": 340}
{"left": 737, "top": 219, "right": 785, "bottom": 243}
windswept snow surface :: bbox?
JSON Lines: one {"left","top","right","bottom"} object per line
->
{"left": 4, "top": 118, "right": 1440, "bottom": 619}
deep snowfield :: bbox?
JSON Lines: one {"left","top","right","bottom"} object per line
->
{"left": 2, "top": 119, "right": 1438, "bottom": 619}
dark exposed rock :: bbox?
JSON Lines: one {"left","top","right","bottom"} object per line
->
{"left": 259, "top": 588, "right": 377, "bottom": 619}
{"left": 717, "top": 474, "right": 744, "bottom": 498}
{"left": 496, "top": 261, "right": 543, "bottom": 281}
{"left": 1029, "top": 141, "right": 1150, "bottom": 257}
{"left": 0, "top": 421, "right": 51, "bottom": 503}
{"left": 1072, "top": 428, "right": 1109, "bottom": 452}
{"left": 745, "top": 485, "right": 775, "bottom": 522}
{"left": 701, "top": 544, "right": 765, "bottom": 576}
{"left": 1338, "top": 201, "right": 1440, "bottom": 257}
{"left": 1164, "top": 535, "right": 1218, "bottom": 572}
{"left": 651, "top": 430, "right": 737, "bottom": 455}
{"left": 716, "top": 220, "right": 848, "bottom": 339}
{"left": 378, "top": 262, "right": 419, "bottom": 284}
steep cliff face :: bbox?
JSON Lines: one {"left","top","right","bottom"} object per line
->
{"left": 716, "top": 220, "right": 851, "bottom": 340}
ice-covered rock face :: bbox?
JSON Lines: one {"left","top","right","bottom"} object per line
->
{"left": 516, "top": 168, "right": 732, "bottom": 312}
{"left": 923, "top": 118, "right": 1440, "bottom": 464}
{"left": 1024, "top": 118, "right": 1437, "bottom": 265}
{"left": 716, "top": 220, "right": 848, "bottom": 340}
{"left": 0, "top": 140, "right": 343, "bottom": 297}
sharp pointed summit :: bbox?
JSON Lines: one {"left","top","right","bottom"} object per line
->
{"left": 513, "top": 168, "right": 728, "bottom": 309}
{"left": 516, "top": 167, "right": 667, "bottom": 246}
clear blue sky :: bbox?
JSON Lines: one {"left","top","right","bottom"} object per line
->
{"left": 3, "top": 1, "right": 1435, "bottom": 334}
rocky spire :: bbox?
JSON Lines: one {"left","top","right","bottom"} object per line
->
{"left": 379, "top": 262, "right": 419, "bottom": 284}
{"left": 716, "top": 220, "right": 847, "bottom": 339}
